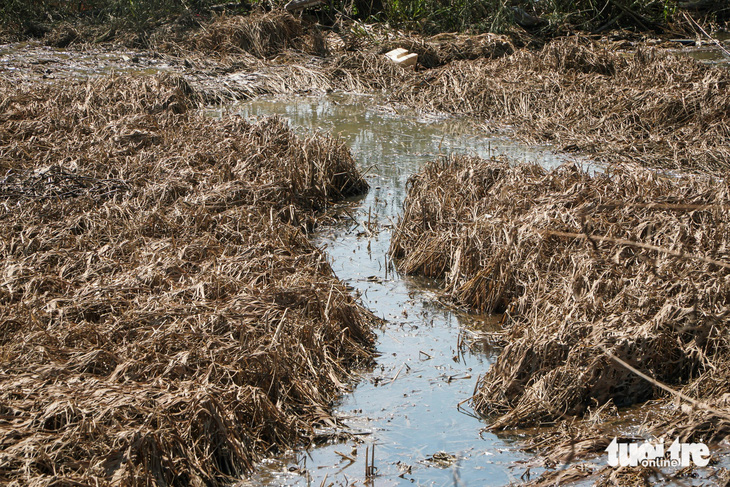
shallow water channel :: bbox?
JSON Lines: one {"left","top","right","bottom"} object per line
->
{"left": 3, "top": 36, "right": 728, "bottom": 486}
{"left": 214, "top": 95, "right": 582, "bottom": 487}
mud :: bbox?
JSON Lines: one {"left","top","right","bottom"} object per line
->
{"left": 227, "top": 95, "right": 577, "bottom": 486}
{"left": 3, "top": 18, "right": 730, "bottom": 486}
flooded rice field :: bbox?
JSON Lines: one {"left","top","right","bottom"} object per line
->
{"left": 3, "top": 34, "right": 730, "bottom": 485}
{"left": 220, "top": 96, "right": 581, "bottom": 486}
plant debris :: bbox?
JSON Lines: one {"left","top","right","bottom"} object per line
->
{"left": 191, "top": 11, "right": 324, "bottom": 58}
{"left": 391, "top": 155, "right": 730, "bottom": 440}
{"left": 0, "top": 74, "right": 375, "bottom": 485}
{"left": 7, "top": 14, "right": 728, "bottom": 176}
{"left": 389, "top": 38, "right": 730, "bottom": 174}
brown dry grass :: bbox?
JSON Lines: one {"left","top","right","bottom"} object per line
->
{"left": 390, "top": 155, "right": 730, "bottom": 438}
{"left": 23, "top": 13, "right": 729, "bottom": 178}
{"left": 192, "top": 11, "right": 324, "bottom": 57}
{"left": 379, "top": 32, "right": 515, "bottom": 68}
{"left": 0, "top": 74, "right": 374, "bottom": 486}
{"left": 9, "top": 12, "right": 730, "bottom": 175}
{"left": 227, "top": 34, "right": 728, "bottom": 175}
{"left": 389, "top": 38, "right": 730, "bottom": 174}
{"left": 31, "top": 10, "right": 320, "bottom": 55}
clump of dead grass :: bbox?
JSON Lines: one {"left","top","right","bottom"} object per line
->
{"left": 380, "top": 32, "right": 514, "bottom": 68}
{"left": 0, "top": 74, "right": 373, "bottom": 485}
{"left": 391, "top": 155, "right": 730, "bottom": 435}
{"left": 390, "top": 37, "right": 730, "bottom": 173}
{"left": 193, "top": 11, "right": 326, "bottom": 57}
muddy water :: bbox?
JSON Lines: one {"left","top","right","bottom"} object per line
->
{"left": 675, "top": 32, "right": 730, "bottom": 65}
{"left": 0, "top": 41, "right": 174, "bottom": 84}
{"left": 682, "top": 46, "right": 730, "bottom": 64}
{"left": 221, "top": 96, "right": 582, "bottom": 486}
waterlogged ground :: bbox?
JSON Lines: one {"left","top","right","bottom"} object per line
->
{"left": 227, "top": 96, "right": 730, "bottom": 487}
{"left": 3, "top": 39, "right": 730, "bottom": 486}
{"left": 1, "top": 36, "right": 727, "bottom": 90}
{"left": 223, "top": 96, "right": 583, "bottom": 486}
{"left": 0, "top": 41, "right": 174, "bottom": 84}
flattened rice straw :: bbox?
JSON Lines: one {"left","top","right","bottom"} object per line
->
{"left": 391, "top": 155, "right": 730, "bottom": 438}
{"left": 0, "top": 74, "right": 374, "bottom": 485}
{"left": 390, "top": 38, "right": 730, "bottom": 174}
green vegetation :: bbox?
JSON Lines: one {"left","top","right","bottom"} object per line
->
{"left": 376, "top": 0, "right": 508, "bottom": 33}
{"left": 367, "top": 0, "right": 728, "bottom": 34}
{"left": 1, "top": 0, "right": 728, "bottom": 40}
{"left": 311, "top": 0, "right": 726, "bottom": 34}
{"left": 1, "top": 0, "right": 230, "bottom": 35}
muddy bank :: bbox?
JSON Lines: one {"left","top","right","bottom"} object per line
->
{"left": 0, "top": 75, "right": 374, "bottom": 485}
{"left": 6, "top": 12, "right": 730, "bottom": 174}
{"left": 390, "top": 155, "right": 730, "bottom": 463}
{"left": 387, "top": 38, "right": 730, "bottom": 174}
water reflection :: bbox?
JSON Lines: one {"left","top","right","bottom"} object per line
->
{"left": 230, "top": 95, "right": 581, "bottom": 486}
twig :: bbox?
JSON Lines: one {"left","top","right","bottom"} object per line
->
{"left": 543, "top": 229, "right": 730, "bottom": 270}
{"left": 602, "top": 347, "right": 730, "bottom": 421}
{"left": 389, "top": 363, "right": 405, "bottom": 384}
{"left": 683, "top": 12, "right": 730, "bottom": 59}
{"left": 334, "top": 450, "right": 356, "bottom": 462}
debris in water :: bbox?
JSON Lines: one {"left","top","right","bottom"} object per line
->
{"left": 423, "top": 451, "right": 457, "bottom": 468}
{"left": 385, "top": 48, "right": 419, "bottom": 69}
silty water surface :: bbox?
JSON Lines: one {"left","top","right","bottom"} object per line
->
{"left": 4, "top": 39, "right": 724, "bottom": 485}
{"left": 221, "top": 95, "right": 586, "bottom": 487}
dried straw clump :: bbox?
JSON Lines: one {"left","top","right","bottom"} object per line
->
{"left": 381, "top": 32, "right": 514, "bottom": 69}
{"left": 326, "top": 51, "right": 413, "bottom": 91}
{"left": 391, "top": 155, "right": 730, "bottom": 432}
{"left": 391, "top": 38, "right": 730, "bottom": 173}
{"left": 0, "top": 74, "right": 373, "bottom": 485}
{"left": 193, "top": 11, "right": 326, "bottom": 57}
{"left": 649, "top": 350, "right": 730, "bottom": 443}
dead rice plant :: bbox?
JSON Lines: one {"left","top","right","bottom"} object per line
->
{"left": 0, "top": 74, "right": 374, "bottom": 486}
{"left": 389, "top": 38, "right": 730, "bottom": 173}
{"left": 391, "top": 154, "right": 730, "bottom": 436}
{"left": 193, "top": 11, "right": 324, "bottom": 58}
{"left": 380, "top": 32, "right": 514, "bottom": 68}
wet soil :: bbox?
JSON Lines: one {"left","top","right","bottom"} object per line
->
{"left": 0, "top": 41, "right": 174, "bottom": 85}
{"left": 216, "top": 95, "right": 579, "bottom": 486}
{"left": 2, "top": 36, "right": 729, "bottom": 486}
